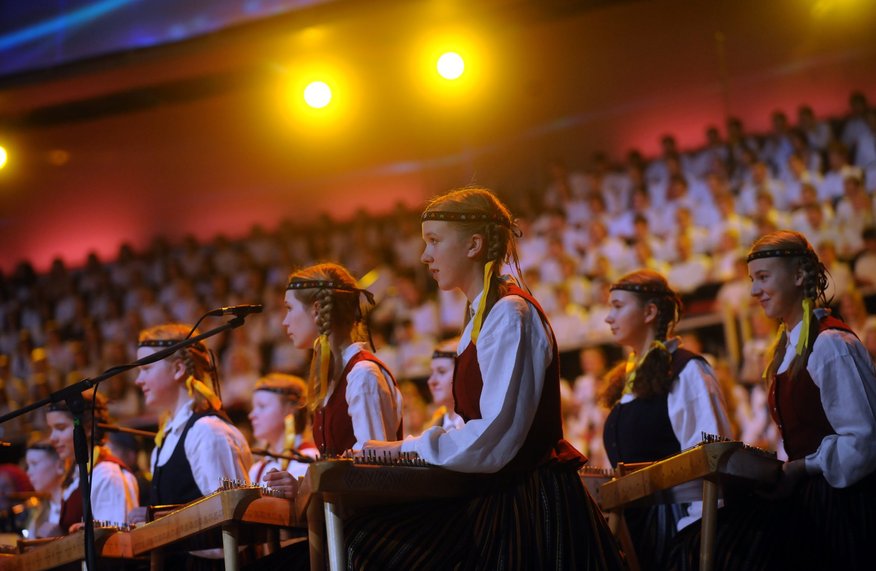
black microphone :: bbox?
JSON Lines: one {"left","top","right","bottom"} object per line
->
{"left": 207, "top": 304, "right": 264, "bottom": 317}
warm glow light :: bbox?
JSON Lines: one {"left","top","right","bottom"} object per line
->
{"left": 304, "top": 81, "right": 332, "bottom": 109}
{"left": 0, "top": 146, "right": 7, "bottom": 170}
{"left": 437, "top": 52, "right": 464, "bottom": 80}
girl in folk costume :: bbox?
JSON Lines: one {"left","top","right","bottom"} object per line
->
{"left": 248, "top": 373, "right": 317, "bottom": 484}
{"left": 128, "top": 324, "right": 251, "bottom": 523}
{"left": 746, "top": 231, "right": 876, "bottom": 569}
{"left": 281, "top": 263, "right": 403, "bottom": 456}
{"left": 426, "top": 339, "right": 464, "bottom": 431}
{"left": 356, "top": 187, "right": 626, "bottom": 569}
{"left": 601, "top": 269, "right": 731, "bottom": 570}
{"left": 24, "top": 440, "right": 66, "bottom": 538}
{"left": 672, "top": 230, "right": 876, "bottom": 570}
{"left": 45, "top": 391, "right": 138, "bottom": 534}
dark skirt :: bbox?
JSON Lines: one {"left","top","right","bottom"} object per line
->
{"left": 624, "top": 504, "right": 683, "bottom": 571}
{"left": 669, "top": 471, "right": 876, "bottom": 571}
{"left": 345, "top": 462, "right": 627, "bottom": 570}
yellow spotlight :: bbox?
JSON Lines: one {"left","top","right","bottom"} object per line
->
{"left": 0, "top": 146, "right": 7, "bottom": 170}
{"left": 304, "top": 81, "right": 332, "bottom": 109}
{"left": 437, "top": 52, "right": 465, "bottom": 80}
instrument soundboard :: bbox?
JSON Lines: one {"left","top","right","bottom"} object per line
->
{"left": 128, "top": 482, "right": 301, "bottom": 555}
{"left": 296, "top": 456, "right": 478, "bottom": 516}
{"left": 600, "top": 440, "right": 781, "bottom": 510}
{"left": 0, "top": 527, "right": 131, "bottom": 571}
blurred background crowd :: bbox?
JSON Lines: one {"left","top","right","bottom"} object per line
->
{"left": 1, "top": 89, "right": 875, "bottom": 474}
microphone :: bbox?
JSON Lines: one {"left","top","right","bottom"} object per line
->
{"left": 207, "top": 304, "right": 264, "bottom": 317}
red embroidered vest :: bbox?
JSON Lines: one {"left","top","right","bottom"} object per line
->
{"left": 313, "top": 350, "right": 402, "bottom": 456}
{"left": 768, "top": 315, "right": 852, "bottom": 461}
{"left": 453, "top": 284, "right": 585, "bottom": 473}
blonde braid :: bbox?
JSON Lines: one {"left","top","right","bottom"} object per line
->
{"left": 307, "top": 287, "right": 335, "bottom": 412}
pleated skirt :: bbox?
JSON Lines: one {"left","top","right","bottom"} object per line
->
{"left": 345, "top": 462, "right": 627, "bottom": 570}
{"left": 668, "top": 471, "right": 876, "bottom": 571}
{"left": 623, "top": 504, "right": 683, "bottom": 571}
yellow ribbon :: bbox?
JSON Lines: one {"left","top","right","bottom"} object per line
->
{"left": 308, "top": 334, "right": 331, "bottom": 411}
{"left": 281, "top": 414, "right": 297, "bottom": 471}
{"left": 622, "top": 351, "right": 638, "bottom": 396}
{"left": 621, "top": 340, "right": 668, "bottom": 396}
{"left": 86, "top": 446, "right": 100, "bottom": 474}
{"left": 154, "top": 412, "right": 170, "bottom": 448}
{"left": 185, "top": 375, "right": 222, "bottom": 411}
{"left": 795, "top": 298, "right": 813, "bottom": 356}
{"left": 471, "top": 260, "right": 494, "bottom": 345}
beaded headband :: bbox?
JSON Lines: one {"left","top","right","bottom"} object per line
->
{"left": 421, "top": 210, "right": 512, "bottom": 228}
{"left": 746, "top": 248, "right": 810, "bottom": 262}
{"left": 285, "top": 279, "right": 376, "bottom": 305}
{"left": 432, "top": 350, "right": 457, "bottom": 360}
{"left": 48, "top": 398, "right": 104, "bottom": 415}
{"left": 254, "top": 385, "right": 303, "bottom": 398}
{"left": 139, "top": 338, "right": 208, "bottom": 352}
{"left": 609, "top": 283, "right": 672, "bottom": 296}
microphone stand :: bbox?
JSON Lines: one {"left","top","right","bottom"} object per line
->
{"left": 0, "top": 314, "right": 249, "bottom": 571}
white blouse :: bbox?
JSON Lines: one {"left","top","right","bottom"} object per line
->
{"left": 63, "top": 457, "right": 139, "bottom": 526}
{"left": 401, "top": 289, "right": 553, "bottom": 473}
{"left": 782, "top": 317, "right": 876, "bottom": 487}
{"left": 326, "top": 343, "right": 404, "bottom": 451}
{"left": 152, "top": 399, "right": 252, "bottom": 496}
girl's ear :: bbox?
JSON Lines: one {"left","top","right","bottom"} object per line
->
{"left": 172, "top": 358, "right": 188, "bottom": 382}
{"left": 466, "top": 233, "right": 485, "bottom": 260}
{"left": 794, "top": 263, "right": 806, "bottom": 288}
{"left": 643, "top": 301, "right": 658, "bottom": 325}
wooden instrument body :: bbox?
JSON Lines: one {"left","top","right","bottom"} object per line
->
{"left": 598, "top": 441, "right": 782, "bottom": 571}
{"left": 0, "top": 527, "right": 131, "bottom": 571}
{"left": 600, "top": 441, "right": 782, "bottom": 510}
{"left": 128, "top": 486, "right": 302, "bottom": 555}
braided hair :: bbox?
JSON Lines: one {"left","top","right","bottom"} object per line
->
{"left": 286, "top": 263, "right": 371, "bottom": 411}
{"left": 599, "top": 270, "right": 684, "bottom": 407}
{"left": 138, "top": 323, "right": 220, "bottom": 414}
{"left": 748, "top": 230, "right": 830, "bottom": 381}
{"left": 422, "top": 187, "right": 524, "bottom": 335}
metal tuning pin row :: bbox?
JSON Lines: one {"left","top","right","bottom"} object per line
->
{"left": 579, "top": 465, "right": 615, "bottom": 477}
{"left": 219, "top": 477, "right": 250, "bottom": 490}
{"left": 94, "top": 520, "right": 134, "bottom": 531}
{"left": 259, "top": 483, "right": 284, "bottom": 498}
{"left": 700, "top": 432, "right": 730, "bottom": 444}
{"left": 353, "top": 450, "right": 426, "bottom": 466}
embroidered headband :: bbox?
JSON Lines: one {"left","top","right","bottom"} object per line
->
{"left": 421, "top": 210, "right": 512, "bottom": 228}
{"left": 285, "top": 279, "right": 376, "bottom": 305}
{"left": 746, "top": 248, "right": 811, "bottom": 262}
{"left": 139, "top": 338, "right": 208, "bottom": 352}
{"left": 254, "top": 385, "right": 303, "bottom": 398}
{"left": 431, "top": 349, "right": 457, "bottom": 360}
{"left": 609, "top": 282, "right": 672, "bottom": 296}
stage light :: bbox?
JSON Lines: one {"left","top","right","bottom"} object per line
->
{"left": 304, "top": 81, "right": 332, "bottom": 109}
{"left": 0, "top": 146, "right": 7, "bottom": 170}
{"left": 437, "top": 52, "right": 464, "bottom": 80}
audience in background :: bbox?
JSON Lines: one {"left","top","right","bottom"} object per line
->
{"left": 0, "top": 91, "right": 873, "bottom": 478}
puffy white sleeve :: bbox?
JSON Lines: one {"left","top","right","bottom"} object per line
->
{"left": 91, "top": 461, "right": 138, "bottom": 524}
{"left": 346, "top": 360, "right": 404, "bottom": 450}
{"left": 666, "top": 358, "right": 733, "bottom": 531}
{"left": 400, "top": 296, "right": 553, "bottom": 473}
{"left": 666, "top": 358, "right": 733, "bottom": 450}
{"left": 184, "top": 416, "right": 253, "bottom": 496}
{"left": 805, "top": 330, "right": 876, "bottom": 487}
